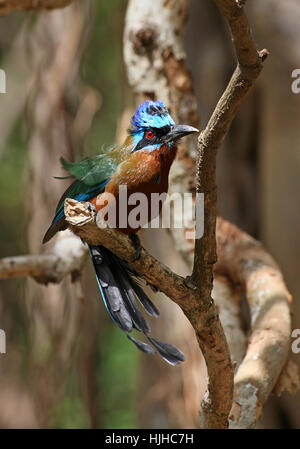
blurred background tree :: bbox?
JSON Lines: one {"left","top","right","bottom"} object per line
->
{"left": 0, "top": 0, "right": 299, "bottom": 428}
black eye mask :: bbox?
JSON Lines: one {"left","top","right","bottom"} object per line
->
{"left": 131, "top": 125, "right": 171, "bottom": 153}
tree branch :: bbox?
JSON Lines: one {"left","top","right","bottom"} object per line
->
{"left": 0, "top": 0, "right": 77, "bottom": 15}
{"left": 123, "top": 1, "right": 233, "bottom": 427}
{"left": 0, "top": 231, "right": 87, "bottom": 284}
{"left": 62, "top": 199, "right": 241, "bottom": 429}
{"left": 0, "top": 201, "right": 294, "bottom": 427}
{"left": 124, "top": 0, "right": 271, "bottom": 429}
{"left": 215, "top": 217, "right": 295, "bottom": 428}
{"left": 64, "top": 199, "right": 203, "bottom": 311}
{"left": 62, "top": 199, "right": 294, "bottom": 428}
{"left": 187, "top": 0, "right": 268, "bottom": 428}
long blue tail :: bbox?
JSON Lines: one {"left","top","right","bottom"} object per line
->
{"left": 89, "top": 245, "right": 185, "bottom": 366}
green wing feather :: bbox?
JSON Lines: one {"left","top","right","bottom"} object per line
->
{"left": 59, "top": 139, "right": 133, "bottom": 186}
{"left": 56, "top": 148, "right": 125, "bottom": 213}
{"left": 60, "top": 153, "right": 119, "bottom": 186}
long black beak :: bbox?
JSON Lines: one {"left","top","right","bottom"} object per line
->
{"left": 164, "top": 124, "right": 199, "bottom": 143}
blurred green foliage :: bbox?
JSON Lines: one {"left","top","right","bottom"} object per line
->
{"left": 0, "top": 120, "right": 28, "bottom": 255}
{"left": 83, "top": 0, "right": 128, "bottom": 156}
{"left": 98, "top": 327, "right": 139, "bottom": 429}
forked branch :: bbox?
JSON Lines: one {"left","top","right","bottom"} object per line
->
{"left": 190, "top": 0, "right": 268, "bottom": 428}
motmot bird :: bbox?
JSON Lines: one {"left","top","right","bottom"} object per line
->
{"left": 43, "top": 100, "right": 198, "bottom": 365}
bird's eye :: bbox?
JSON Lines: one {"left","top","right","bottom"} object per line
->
{"left": 146, "top": 131, "right": 155, "bottom": 139}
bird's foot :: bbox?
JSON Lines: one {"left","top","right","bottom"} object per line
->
{"left": 130, "top": 234, "right": 141, "bottom": 261}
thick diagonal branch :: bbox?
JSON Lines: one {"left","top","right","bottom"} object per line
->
{"left": 63, "top": 199, "right": 239, "bottom": 421}
{"left": 0, "top": 198, "right": 293, "bottom": 427}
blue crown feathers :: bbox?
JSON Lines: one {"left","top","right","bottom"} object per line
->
{"left": 130, "top": 100, "right": 175, "bottom": 132}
